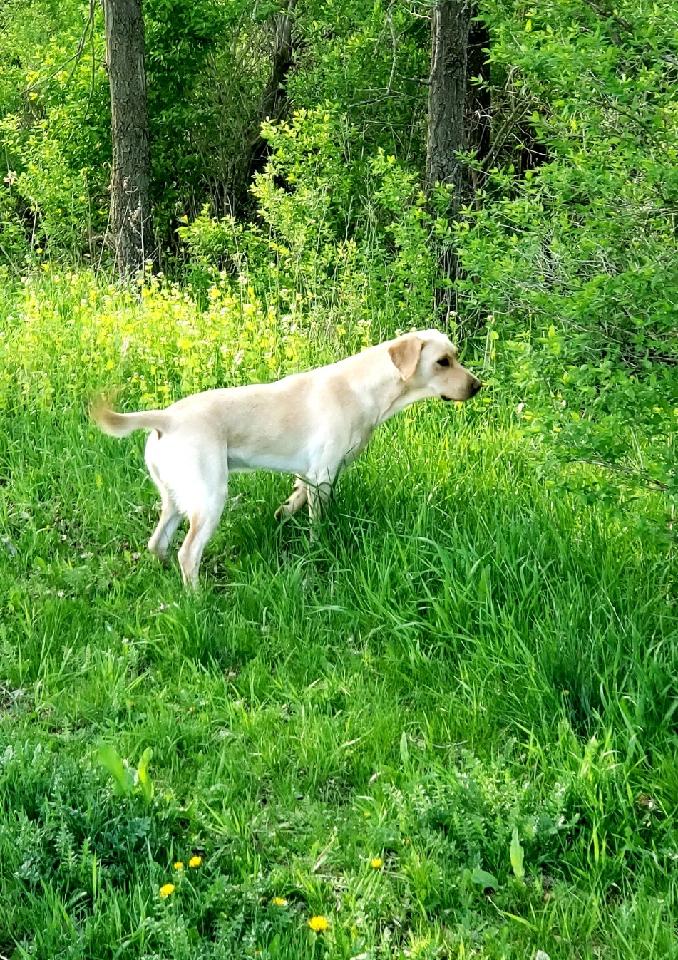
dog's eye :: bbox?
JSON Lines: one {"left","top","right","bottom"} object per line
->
{"left": 437, "top": 357, "right": 450, "bottom": 367}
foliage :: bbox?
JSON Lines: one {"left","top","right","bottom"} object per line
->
{"left": 0, "top": 0, "right": 110, "bottom": 258}
{"left": 0, "top": 0, "right": 271, "bottom": 258}
{"left": 179, "top": 112, "right": 438, "bottom": 335}
{"left": 289, "top": 0, "right": 429, "bottom": 161}
{"left": 447, "top": 0, "right": 678, "bottom": 494}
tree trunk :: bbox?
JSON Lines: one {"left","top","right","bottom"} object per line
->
{"left": 247, "top": 0, "right": 298, "bottom": 186}
{"left": 260, "top": 0, "right": 297, "bottom": 127}
{"left": 426, "top": 0, "right": 472, "bottom": 196}
{"left": 103, "top": 0, "right": 153, "bottom": 276}
{"left": 426, "top": 0, "right": 472, "bottom": 322}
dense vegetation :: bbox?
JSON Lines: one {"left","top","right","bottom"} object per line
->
{"left": 0, "top": 0, "right": 676, "bottom": 957}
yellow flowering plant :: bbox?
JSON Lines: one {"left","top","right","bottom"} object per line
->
{"left": 0, "top": 269, "right": 370, "bottom": 415}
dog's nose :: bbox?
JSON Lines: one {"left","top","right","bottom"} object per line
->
{"left": 469, "top": 378, "right": 482, "bottom": 397}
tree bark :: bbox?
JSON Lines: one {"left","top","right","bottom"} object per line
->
{"left": 260, "top": 0, "right": 297, "bottom": 127}
{"left": 426, "top": 0, "right": 472, "bottom": 197}
{"left": 247, "top": 0, "right": 298, "bottom": 186}
{"left": 103, "top": 0, "right": 153, "bottom": 276}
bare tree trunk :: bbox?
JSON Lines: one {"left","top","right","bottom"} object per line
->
{"left": 260, "top": 0, "right": 297, "bottom": 126}
{"left": 247, "top": 0, "right": 298, "bottom": 186}
{"left": 426, "top": 0, "right": 472, "bottom": 195}
{"left": 103, "top": 0, "right": 153, "bottom": 276}
{"left": 426, "top": 0, "right": 472, "bottom": 324}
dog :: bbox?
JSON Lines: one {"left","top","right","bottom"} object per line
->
{"left": 92, "top": 329, "right": 481, "bottom": 587}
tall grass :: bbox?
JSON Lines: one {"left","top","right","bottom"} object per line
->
{"left": 0, "top": 272, "right": 675, "bottom": 959}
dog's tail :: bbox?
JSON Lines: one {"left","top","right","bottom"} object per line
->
{"left": 91, "top": 395, "right": 171, "bottom": 439}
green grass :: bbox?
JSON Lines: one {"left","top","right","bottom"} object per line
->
{"left": 0, "top": 276, "right": 676, "bottom": 959}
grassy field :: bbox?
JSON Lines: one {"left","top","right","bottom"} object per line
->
{"left": 0, "top": 273, "right": 676, "bottom": 959}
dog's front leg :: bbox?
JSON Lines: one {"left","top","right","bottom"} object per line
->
{"left": 274, "top": 477, "right": 308, "bottom": 521}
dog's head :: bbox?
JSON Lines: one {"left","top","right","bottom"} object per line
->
{"left": 388, "top": 330, "right": 482, "bottom": 402}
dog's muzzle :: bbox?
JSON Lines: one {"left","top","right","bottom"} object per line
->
{"left": 442, "top": 380, "right": 482, "bottom": 402}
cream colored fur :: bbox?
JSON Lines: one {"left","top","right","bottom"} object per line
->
{"left": 92, "top": 329, "right": 481, "bottom": 587}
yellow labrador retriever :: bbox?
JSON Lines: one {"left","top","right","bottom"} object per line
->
{"left": 93, "top": 329, "right": 481, "bottom": 587}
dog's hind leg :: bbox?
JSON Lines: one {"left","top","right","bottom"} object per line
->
{"left": 176, "top": 443, "right": 229, "bottom": 588}
{"left": 274, "top": 477, "right": 308, "bottom": 521}
{"left": 177, "top": 494, "right": 226, "bottom": 589}
{"left": 147, "top": 430, "right": 229, "bottom": 587}
{"left": 146, "top": 448, "right": 182, "bottom": 560}
{"left": 148, "top": 489, "right": 182, "bottom": 560}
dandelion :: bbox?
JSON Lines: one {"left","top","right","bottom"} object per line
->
{"left": 308, "top": 915, "right": 330, "bottom": 932}
{"left": 271, "top": 896, "right": 288, "bottom": 907}
{"left": 369, "top": 857, "right": 384, "bottom": 869}
{"left": 188, "top": 855, "right": 203, "bottom": 868}
{"left": 173, "top": 861, "right": 184, "bottom": 871}
{"left": 159, "top": 883, "right": 175, "bottom": 899}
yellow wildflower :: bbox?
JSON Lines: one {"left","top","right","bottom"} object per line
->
{"left": 173, "top": 861, "right": 184, "bottom": 871}
{"left": 188, "top": 855, "right": 203, "bottom": 868}
{"left": 271, "top": 896, "right": 288, "bottom": 907}
{"left": 308, "top": 915, "right": 330, "bottom": 932}
{"left": 369, "top": 857, "right": 384, "bottom": 869}
{"left": 159, "top": 883, "right": 175, "bottom": 899}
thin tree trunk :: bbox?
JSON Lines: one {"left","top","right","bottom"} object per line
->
{"left": 426, "top": 0, "right": 472, "bottom": 196}
{"left": 247, "top": 0, "right": 297, "bottom": 184}
{"left": 426, "top": 0, "right": 472, "bottom": 323}
{"left": 103, "top": 0, "right": 153, "bottom": 276}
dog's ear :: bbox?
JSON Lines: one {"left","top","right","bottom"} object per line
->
{"left": 388, "top": 335, "right": 423, "bottom": 381}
